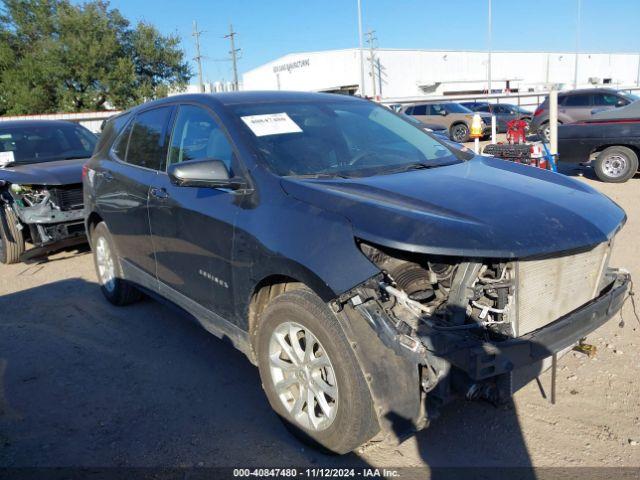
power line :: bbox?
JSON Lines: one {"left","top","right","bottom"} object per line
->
{"left": 224, "top": 24, "right": 241, "bottom": 91}
{"left": 192, "top": 20, "right": 206, "bottom": 93}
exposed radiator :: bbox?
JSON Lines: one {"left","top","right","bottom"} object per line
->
{"left": 514, "top": 242, "right": 610, "bottom": 337}
{"left": 48, "top": 184, "right": 84, "bottom": 211}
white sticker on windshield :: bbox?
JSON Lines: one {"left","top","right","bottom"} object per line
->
{"left": 0, "top": 151, "right": 15, "bottom": 168}
{"left": 241, "top": 113, "right": 302, "bottom": 137}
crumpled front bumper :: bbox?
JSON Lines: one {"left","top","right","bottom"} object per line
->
{"left": 434, "top": 270, "right": 630, "bottom": 382}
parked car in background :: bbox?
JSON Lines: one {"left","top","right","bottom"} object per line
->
{"left": 531, "top": 88, "right": 639, "bottom": 142}
{"left": 84, "top": 92, "right": 629, "bottom": 454}
{"left": 0, "top": 120, "right": 96, "bottom": 264}
{"left": 401, "top": 102, "right": 491, "bottom": 142}
{"left": 400, "top": 112, "right": 448, "bottom": 134}
{"left": 558, "top": 100, "right": 640, "bottom": 183}
{"left": 460, "top": 102, "right": 532, "bottom": 133}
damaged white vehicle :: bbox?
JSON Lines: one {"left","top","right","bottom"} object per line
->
{"left": 0, "top": 120, "right": 96, "bottom": 264}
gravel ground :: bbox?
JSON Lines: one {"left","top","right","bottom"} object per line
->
{"left": 0, "top": 162, "right": 639, "bottom": 471}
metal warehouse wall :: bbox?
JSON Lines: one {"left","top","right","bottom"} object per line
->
{"left": 242, "top": 49, "right": 640, "bottom": 98}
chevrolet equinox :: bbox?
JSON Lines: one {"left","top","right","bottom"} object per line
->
{"left": 84, "top": 92, "right": 630, "bottom": 453}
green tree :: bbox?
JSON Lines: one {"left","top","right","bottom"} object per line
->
{"left": 0, "top": 0, "right": 191, "bottom": 114}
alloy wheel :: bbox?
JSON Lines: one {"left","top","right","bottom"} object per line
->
{"left": 452, "top": 125, "right": 469, "bottom": 142}
{"left": 268, "top": 321, "right": 338, "bottom": 432}
{"left": 95, "top": 236, "right": 116, "bottom": 293}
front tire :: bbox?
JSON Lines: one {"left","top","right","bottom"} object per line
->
{"left": 255, "top": 289, "right": 379, "bottom": 454}
{"left": 593, "top": 146, "right": 638, "bottom": 183}
{"left": 91, "top": 222, "right": 142, "bottom": 305}
{"left": 450, "top": 123, "right": 470, "bottom": 143}
{"left": 0, "top": 205, "right": 25, "bottom": 265}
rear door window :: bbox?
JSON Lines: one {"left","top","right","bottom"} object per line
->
{"left": 124, "top": 107, "right": 173, "bottom": 171}
{"left": 411, "top": 105, "right": 427, "bottom": 115}
{"left": 564, "top": 94, "right": 591, "bottom": 107}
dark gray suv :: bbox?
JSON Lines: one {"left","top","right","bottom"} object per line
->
{"left": 83, "top": 92, "right": 630, "bottom": 454}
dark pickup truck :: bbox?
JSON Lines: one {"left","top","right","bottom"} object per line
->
{"left": 558, "top": 101, "right": 640, "bottom": 182}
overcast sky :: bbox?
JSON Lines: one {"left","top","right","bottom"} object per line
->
{"left": 106, "top": 0, "right": 640, "bottom": 85}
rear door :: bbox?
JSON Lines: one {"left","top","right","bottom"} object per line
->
{"left": 560, "top": 93, "right": 592, "bottom": 122}
{"left": 409, "top": 104, "right": 430, "bottom": 123}
{"left": 96, "top": 106, "right": 174, "bottom": 276}
{"left": 148, "top": 104, "right": 242, "bottom": 320}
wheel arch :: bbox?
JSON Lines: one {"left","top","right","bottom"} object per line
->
{"left": 592, "top": 143, "right": 640, "bottom": 159}
{"left": 449, "top": 120, "right": 469, "bottom": 131}
{"left": 85, "top": 211, "right": 104, "bottom": 242}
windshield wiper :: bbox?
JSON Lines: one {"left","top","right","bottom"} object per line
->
{"left": 292, "top": 173, "right": 348, "bottom": 179}
{"left": 381, "top": 162, "right": 444, "bottom": 175}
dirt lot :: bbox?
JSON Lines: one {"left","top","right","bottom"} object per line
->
{"left": 0, "top": 163, "right": 639, "bottom": 471}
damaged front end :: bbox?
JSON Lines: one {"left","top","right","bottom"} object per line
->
{"left": 334, "top": 240, "right": 630, "bottom": 441}
{"left": 1, "top": 182, "right": 86, "bottom": 257}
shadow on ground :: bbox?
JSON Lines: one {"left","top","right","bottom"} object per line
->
{"left": 0, "top": 277, "right": 534, "bottom": 474}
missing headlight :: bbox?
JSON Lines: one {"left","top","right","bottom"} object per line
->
{"left": 357, "top": 240, "right": 515, "bottom": 337}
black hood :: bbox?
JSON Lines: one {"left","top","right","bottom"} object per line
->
{"left": 0, "top": 158, "right": 86, "bottom": 186}
{"left": 281, "top": 156, "right": 626, "bottom": 259}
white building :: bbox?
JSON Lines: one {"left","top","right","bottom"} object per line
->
{"left": 243, "top": 48, "right": 640, "bottom": 99}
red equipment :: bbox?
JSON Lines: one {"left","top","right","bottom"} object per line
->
{"left": 506, "top": 119, "right": 528, "bottom": 144}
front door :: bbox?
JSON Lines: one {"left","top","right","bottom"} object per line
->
{"left": 148, "top": 104, "right": 241, "bottom": 320}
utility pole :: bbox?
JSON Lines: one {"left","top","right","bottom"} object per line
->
{"left": 574, "top": 0, "right": 581, "bottom": 89}
{"left": 224, "top": 24, "right": 241, "bottom": 91}
{"left": 192, "top": 20, "right": 205, "bottom": 93}
{"left": 487, "top": 0, "right": 492, "bottom": 94}
{"left": 365, "top": 30, "right": 377, "bottom": 99}
{"left": 357, "top": 0, "right": 365, "bottom": 97}
{"left": 545, "top": 52, "right": 550, "bottom": 88}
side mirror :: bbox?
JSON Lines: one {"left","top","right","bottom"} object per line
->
{"left": 616, "top": 99, "right": 626, "bottom": 107}
{"left": 439, "top": 109, "right": 448, "bottom": 116}
{"left": 167, "top": 158, "right": 245, "bottom": 190}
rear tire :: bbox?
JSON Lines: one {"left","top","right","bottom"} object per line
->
{"left": 255, "top": 289, "right": 379, "bottom": 454}
{"left": 538, "top": 120, "right": 561, "bottom": 143}
{"left": 0, "top": 205, "right": 25, "bottom": 265}
{"left": 450, "top": 123, "right": 470, "bottom": 143}
{"left": 91, "top": 222, "right": 142, "bottom": 306}
{"left": 593, "top": 146, "right": 638, "bottom": 183}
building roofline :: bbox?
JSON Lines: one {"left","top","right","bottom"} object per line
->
{"left": 243, "top": 48, "right": 640, "bottom": 76}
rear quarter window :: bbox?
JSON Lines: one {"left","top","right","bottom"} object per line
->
{"left": 96, "top": 113, "right": 131, "bottom": 155}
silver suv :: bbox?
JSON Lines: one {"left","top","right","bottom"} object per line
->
{"left": 531, "top": 88, "right": 638, "bottom": 141}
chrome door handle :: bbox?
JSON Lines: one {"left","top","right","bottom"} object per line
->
{"left": 150, "top": 187, "right": 170, "bottom": 200}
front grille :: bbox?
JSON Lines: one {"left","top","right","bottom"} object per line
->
{"left": 48, "top": 184, "right": 84, "bottom": 211}
{"left": 514, "top": 242, "right": 610, "bottom": 337}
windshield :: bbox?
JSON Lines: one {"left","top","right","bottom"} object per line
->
{"left": 230, "top": 101, "right": 464, "bottom": 177}
{"left": 622, "top": 92, "right": 640, "bottom": 102}
{"left": 0, "top": 123, "right": 96, "bottom": 166}
{"left": 444, "top": 103, "right": 473, "bottom": 114}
